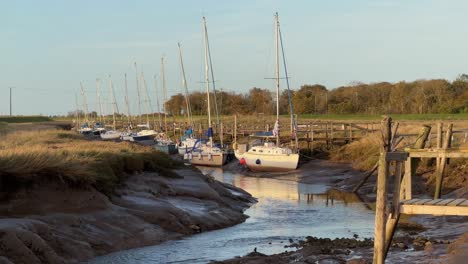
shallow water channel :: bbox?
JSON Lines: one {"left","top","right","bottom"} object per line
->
{"left": 87, "top": 167, "right": 375, "bottom": 264}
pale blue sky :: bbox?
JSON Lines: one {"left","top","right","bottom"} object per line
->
{"left": 1, "top": 0, "right": 467, "bottom": 115}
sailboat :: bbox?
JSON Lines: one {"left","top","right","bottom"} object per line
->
{"left": 130, "top": 68, "right": 158, "bottom": 144}
{"left": 93, "top": 78, "right": 106, "bottom": 135}
{"left": 153, "top": 58, "right": 177, "bottom": 154}
{"left": 177, "top": 42, "right": 198, "bottom": 155}
{"left": 234, "top": 13, "right": 299, "bottom": 172}
{"left": 184, "top": 17, "right": 227, "bottom": 166}
{"left": 78, "top": 82, "right": 93, "bottom": 135}
{"left": 100, "top": 76, "right": 122, "bottom": 140}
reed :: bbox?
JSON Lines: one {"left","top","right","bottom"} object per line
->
{"left": 0, "top": 130, "right": 180, "bottom": 194}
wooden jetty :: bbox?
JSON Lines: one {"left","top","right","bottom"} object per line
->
{"left": 372, "top": 117, "right": 468, "bottom": 264}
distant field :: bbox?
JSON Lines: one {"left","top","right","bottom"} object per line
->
{"left": 0, "top": 116, "right": 53, "bottom": 123}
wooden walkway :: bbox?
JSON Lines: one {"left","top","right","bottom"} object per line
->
{"left": 372, "top": 117, "right": 468, "bottom": 264}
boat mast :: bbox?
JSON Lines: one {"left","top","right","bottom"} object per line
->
{"left": 141, "top": 72, "right": 151, "bottom": 128}
{"left": 203, "top": 17, "right": 213, "bottom": 150}
{"left": 153, "top": 74, "right": 162, "bottom": 130}
{"left": 134, "top": 62, "right": 142, "bottom": 124}
{"left": 203, "top": 20, "right": 220, "bottom": 126}
{"left": 279, "top": 24, "right": 299, "bottom": 152}
{"left": 74, "top": 92, "right": 80, "bottom": 130}
{"left": 124, "top": 73, "right": 131, "bottom": 127}
{"left": 80, "top": 82, "right": 88, "bottom": 122}
{"left": 96, "top": 78, "right": 103, "bottom": 123}
{"left": 275, "top": 12, "right": 280, "bottom": 147}
{"left": 161, "top": 57, "right": 168, "bottom": 135}
{"left": 109, "top": 75, "right": 117, "bottom": 130}
{"left": 177, "top": 42, "right": 193, "bottom": 128}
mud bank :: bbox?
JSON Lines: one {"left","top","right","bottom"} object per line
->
{"left": 0, "top": 168, "right": 255, "bottom": 264}
{"left": 215, "top": 159, "right": 467, "bottom": 264}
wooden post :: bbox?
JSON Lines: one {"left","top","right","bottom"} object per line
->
{"left": 436, "top": 122, "right": 443, "bottom": 170}
{"left": 311, "top": 122, "right": 314, "bottom": 151}
{"left": 401, "top": 157, "right": 413, "bottom": 200}
{"left": 434, "top": 124, "right": 453, "bottom": 199}
{"left": 373, "top": 116, "right": 392, "bottom": 264}
{"left": 220, "top": 122, "right": 224, "bottom": 147}
{"left": 399, "top": 125, "right": 431, "bottom": 199}
{"left": 383, "top": 159, "right": 405, "bottom": 259}
{"left": 330, "top": 122, "right": 334, "bottom": 145}
{"left": 234, "top": 115, "right": 237, "bottom": 144}
{"left": 325, "top": 122, "right": 329, "bottom": 147}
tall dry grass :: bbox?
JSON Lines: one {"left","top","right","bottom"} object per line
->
{"left": 0, "top": 130, "right": 180, "bottom": 194}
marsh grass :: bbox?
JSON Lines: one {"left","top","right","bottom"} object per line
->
{"left": 0, "top": 130, "right": 180, "bottom": 194}
{"left": 0, "top": 116, "right": 52, "bottom": 123}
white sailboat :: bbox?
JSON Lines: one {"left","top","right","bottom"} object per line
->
{"left": 184, "top": 17, "right": 227, "bottom": 166}
{"left": 93, "top": 78, "right": 106, "bottom": 135}
{"left": 100, "top": 76, "right": 121, "bottom": 140}
{"left": 234, "top": 13, "right": 299, "bottom": 172}
{"left": 177, "top": 42, "right": 197, "bottom": 155}
{"left": 130, "top": 72, "right": 157, "bottom": 144}
{"left": 153, "top": 58, "right": 177, "bottom": 154}
{"left": 78, "top": 82, "right": 93, "bottom": 135}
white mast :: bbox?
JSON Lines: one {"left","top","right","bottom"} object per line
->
{"left": 109, "top": 75, "right": 117, "bottom": 130}
{"left": 161, "top": 57, "right": 168, "bottom": 134}
{"left": 80, "top": 82, "right": 88, "bottom": 122}
{"left": 203, "top": 17, "right": 213, "bottom": 149}
{"left": 275, "top": 12, "right": 280, "bottom": 147}
{"left": 134, "top": 62, "right": 142, "bottom": 124}
{"left": 75, "top": 92, "right": 80, "bottom": 130}
{"left": 96, "top": 78, "right": 103, "bottom": 123}
{"left": 124, "top": 73, "right": 131, "bottom": 127}
{"left": 153, "top": 74, "right": 162, "bottom": 130}
{"left": 177, "top": 42, "right": 193, "bottom": 128}
{"left": 141, "top": 72, "right": 151, "bottom": 128}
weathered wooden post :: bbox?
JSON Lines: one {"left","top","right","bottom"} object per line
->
{"left": 373, "top": 116, "right": 392, "bottom": 264}
{"left": 434, "top": 124, "right": 452, "bottom": 199}
{"left": 234, "top": 115, "right": 237, "bottom": 144}
{"left": 436, "top": 122, "right": 443, "bottom": 170}
{"left": 399, "top": 125, "right": 431, "bottom": 200}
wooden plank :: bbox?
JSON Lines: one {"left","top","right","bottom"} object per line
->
{"left": 386, "top": 152, "right": 409, "bottom": 162}
{"left": 435, "top": 199, "right": 455, "bottom": 206}
{"left": 403, "top": 199, "right": 422, "bottom": 205}
{"left": 448, "top": 199, "right": 466, "bottom": 206}
{"left": 400, "top": 204, "right": 468, "bottom": 216}
{"left": 460, "top": 200, "right": 468, "bottom": 207}
{"left": 414, "top": 199, "right": 433, "bottom": 205}
{"left": 425, "top": 199, "right": 443, "bottom": 205}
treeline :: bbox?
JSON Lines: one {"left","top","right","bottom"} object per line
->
{"left": 165, "top": 75, "right": 468, "bottom": 116}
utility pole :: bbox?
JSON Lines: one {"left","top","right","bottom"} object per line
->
{"left": 9, "top": 87, "right": 13, "bottom": 116}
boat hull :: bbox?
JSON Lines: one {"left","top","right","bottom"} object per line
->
{"left": 100, "top": 132, "right": 121, "bottom": 140}
{"left": 154, "top": 143, "right": 178, "bottom": 154}
{"left": 185, "top": 153, "right": 227, "bottom": 167}
{"left": 236, "top": 151, "right": 299, "bottom": 172}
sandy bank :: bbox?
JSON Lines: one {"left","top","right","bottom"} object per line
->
{"left": 0, "top": 168, "right": 255, "bottom": 264}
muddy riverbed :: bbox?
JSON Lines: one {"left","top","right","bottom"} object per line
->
{"left": 87, "top": 160, "right": 467, "bottom": 264}
{"left": 86, "top": 161, "right": 377, "bottom": 263}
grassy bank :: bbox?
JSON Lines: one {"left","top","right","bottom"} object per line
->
{"left": 0, "top": 130, "right": 180, "bottom": 194}
{"left": 0, "top": 116, "right": 52, "bottom": 123}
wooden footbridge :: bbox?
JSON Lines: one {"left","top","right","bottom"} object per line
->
{"left": 373, "top": 117, "right": 468, "bottom": 264}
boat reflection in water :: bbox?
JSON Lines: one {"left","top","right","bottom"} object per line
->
{"left": 87, "top": 166, "right": 374, "bottom": 264}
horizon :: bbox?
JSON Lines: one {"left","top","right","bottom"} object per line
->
{"left": 2, "top": 0, "right": 467, "bottom": 115}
